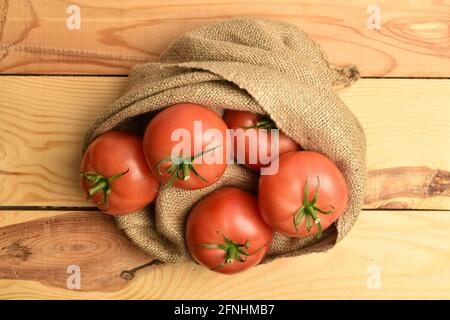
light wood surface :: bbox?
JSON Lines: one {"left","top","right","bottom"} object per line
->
{"left": 1, "top": 0, "right": 449, "bottom": 76}
{"left": 0, "top": 210, "right": 448, "bottom": 299}
{"left": 1, "top": 77, "right": 449, "bottom": 209}
{"left": 1, "top": 1, "right": 449, "bottom": 300}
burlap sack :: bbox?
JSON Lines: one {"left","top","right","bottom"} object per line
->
{"left": 82, "top": 17, "right": 366, "bottom": 264}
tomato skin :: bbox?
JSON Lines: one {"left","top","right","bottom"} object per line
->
{"left": 258, "top": 151, "right": 348, "bottom": 238}
{"left": 223, "top": 111, "right": 299, "bottom": 170}
{"left": 143, "top": 103, "right": 228, "bottom": 189}
{"left": 186, "top": 187, "right": 273, "bottom": 274}
{"left": 80, "top": 131, "right": 159, "bottom": 215}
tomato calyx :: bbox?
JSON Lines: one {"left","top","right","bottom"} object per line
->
{"left": 293, "top": 177, "right": 334, "bottom": 239}
{"left": 242, "top": 115, "right": 276, "bottom": 130}
{"left": 80, "top": 169, "right": 129, "bottom": 207}
{"left": 196, "top": 232, "right": 252, "bottom": 270}
{"left": 155, "top": 145, "right": 222, "bottom": 190}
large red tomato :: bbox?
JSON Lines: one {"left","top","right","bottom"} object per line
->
{"left": 258, "top": 151, "right": 348, "bottom": 238}
{"left": 143, "top": 103, "right": 228, "bottom": 190}
{"left": 223, "top": 111, "right": 299, "bottom": 170}
{"left": 186, "top": 187, "right": 273, "bottom": 274}
{"left": 80, "top": 131, "right": 159, "bottom": 215}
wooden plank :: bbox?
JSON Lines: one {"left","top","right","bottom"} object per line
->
{"left": 0, "top": 0, "right": 449, "bottom": 76}
{"left": 1, "top": 77, "right": 449, "bottom": 209}
{"left": 0, "top": 211, "right": 150, "bottom": 293}
{"left": 342, "top": 80, "right": 450, "bottom": 209}
{"left": 0, "top": 76, "right": 126, "bottom": 206}
{"left": 0, "top": 211, "right": 67, "bottom": 228}
{"left": 0, "top": 210, "right": 448, "bottom": 299}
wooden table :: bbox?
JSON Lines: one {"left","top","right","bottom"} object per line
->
{"left": 0, "top": 0, "right": 449, "bottom": 299}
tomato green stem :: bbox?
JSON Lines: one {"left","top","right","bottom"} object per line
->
{"left": 80, "top": 169, "right": 129, "bottom": 207}
{"left": 196, "top": 232, "right": 253, "bottom": 271}
{"left": 241, "top": 115, "right": 276, "bottom": 130}
{"left": 156, "top": 145, "right": 222, "bottom": 190}
{"left": 293, "top": 177, "right": 334, "bottom": 239}
{"left": 88, "top": 180, "right": 108, "bottom": 196}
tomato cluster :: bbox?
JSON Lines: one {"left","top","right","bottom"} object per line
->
{"left": 81, "top": 103, "right": 348, "bottom": 274}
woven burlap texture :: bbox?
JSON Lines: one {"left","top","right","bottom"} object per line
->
{"left": 82, "top": 17, "right": 366, "bottom": 264}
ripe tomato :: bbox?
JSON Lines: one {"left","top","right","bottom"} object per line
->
{"left": 223, "top": 111, "right": 299, "bottom": 170}
{"left": 258, "top": 151, "right": 348, "bottom": 238}
{"left": 143, "top": 103, "right": 228, "bottom": 190}
{"left": 186, "top": 187, "right": 273, "bottom": 274}
{"left": 80, "top": 131, "right": 159, "bottom": 215}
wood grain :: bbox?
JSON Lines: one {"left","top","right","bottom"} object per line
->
{"left": 366, "top": 167, "right": 450, "bottom": 209}
{"left": 0, "top": 211, "right": 150, "bottom": 292}
{"left": 0, "top": 0, "right": 449, "bottom": 76}
{"left": 0, "top": 211, "right": 67, "bottom": 228}
{"left": 0, "top": 210, "right": 448, "bottom": 299}
{"left": 1, "top": 77, "right": 449, "bottom": 209}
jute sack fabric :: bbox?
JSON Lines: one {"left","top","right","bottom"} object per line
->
{"left": 82, "top": 17, "right": 366, "bottom": 264}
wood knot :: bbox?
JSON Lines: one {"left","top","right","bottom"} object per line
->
{"left": 332, "top": 65, "right": 360, "bottom": 90}
{"left": 0, "top": 240, "right": 32, "bottom": 261}
{"left": 428, "top": 169, "right": 450, "bottom": 196}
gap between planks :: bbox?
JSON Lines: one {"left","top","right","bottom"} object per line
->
{"left": 0, "top": 206, "right": 98, "bottom": 211}
{"left": 1, "top": 206, "right": 450, "bottom": 212}
{"left": 1, "top": 74, "right": 450, "bottom": 80}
